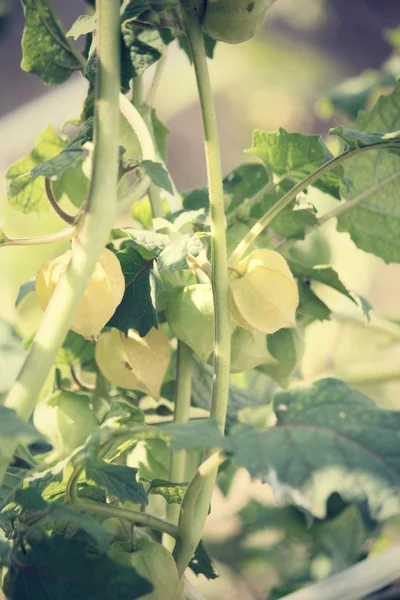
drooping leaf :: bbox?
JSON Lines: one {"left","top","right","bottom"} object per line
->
{"left": 249, "top": 128, "right": 344, "bottom": 199}
{"left": 178, "top": 32, "right": 217, "bottom": 61}
{"left": 189, "top": 541, "right": 219, "bottom": 580}
{"left": 108, "top": 245, "right": 158, "bottom": 337}
{"left": 230, "top": 378, "right": 400, "bottom": 521}
{"left": 259, "top": 328, "right": 303, "bottom": 388}
{"left": 157, "top": 234, "right": 203, "bottom": 273}
{"left": 140, "top": 160, "right": 173, "bottom": 194}
{"left": 288, "top": 261, "right": 356, "bottom": 304}
{"left": 183, "top": 187, "right": 209, "bottom": 211}
{"left": 67, "top": 13, "right": 97, "bottom": 40}
{"left": 224, "top": 163, "right": 270, "bottom": 214}
{"left": 31, "top": 118, "right": 94, "bottom": 180}
{"left": 151, "top": 109, "right": 169, "bottom": 162}
{"left": 156, "top": 419, "right": 230, "bottom": 451}
{"left": 4, "top": 534, "right": 152, "bottom": 600}
{"left": 0, "top": 406, "right": 42, "bottom": 444}
{"left": 20, "top": 0, "right": 82, "bottom": 85}
{"left": 297, "top": 282, "right": 331, "bottom": 325}
{"left": 148, "top": 479, "right": 187, "bottom": 504}
{"left": 336, "top": 81, "right": 400, "bottom": 262}
{"left": 86, "top": 462, "right": 148, "bottom": 505}
{"left": 330, "top": 126, "right": 400, "bottom": 155}
{"left": 6, "top": 125, "right": 66, "bottom": 213}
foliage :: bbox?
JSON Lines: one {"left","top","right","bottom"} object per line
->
{"left": 2, "top": 1, "right": 400, "bottom": 599}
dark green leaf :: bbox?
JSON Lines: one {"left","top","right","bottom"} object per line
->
{"left": 249, "top": 128, "right": 344, "bottom": 199}
{"left": 140, "top": 160, "right": 173, "bottom": 193}
{"left": 260, "top": 328, "right": 303, "bottom": 388}
{"left": 15, "top": 487, "right": 47, "bottom": 511}
{"left": 5, "top": 125, "right": 66, "bottom": 213}
{"left": 330, "top": 126, "right": 400, "bottom": 155}
{"left": 157, "top": 419, "right": 230, "bottom": 451}
{"left": 49, "top": 504, "right": 113, "bottom": 551}
{"left": 21, "top": 0, "right": 82, "bottom": 85}
{"left": 121, "top": 18, "right": 173, "bottom": 79}
{"left": 57, "top": 331, "right": 96, "bottom": 367}
{"left": 183, "top": 187, "right": 209, "bottom": 211}
{"left": 297, "top": 282, "right": 331, "bottom": 325}
{"left": 189, "top": 541, "right": 219, "bottom": 580}
{"left": 31, "top": 118, "right": 94, "bottom": 180}
{"left": 336, "top": 81, "right": 400, "bottom": 263}
{"left": 86, "top": 462, "right": 148, "bottom": 505}
{"left": 157, "top": 234, "right": 203, "bottom": 273}
{"left": 230, "top": 378, "right": 400, "bottom": 520}
{"left": 108, "top": 245, "right": 158, "bottom": 337}
{"left": 288, "top": 261, "right": 356, "bottom": 304}
{"left": 224, "top": 163, "right": 270, "bottom": 213}
{"left": 178, "top": 32, "right": 217, "bottom": 61}
{"left": 0, "top": 406, "right": 42, "bottom": 443}
{"left": 4, "top": 534, "right": 152, "bottom": 600}
{"left": 151, "top": 109, "right": 169, "bottom": 162}
{"left": 148, "top": 479, "right": 187, "bottom": 504}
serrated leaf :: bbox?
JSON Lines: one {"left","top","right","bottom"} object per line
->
{"left": 158, "top": 234, "right": 203, "bottom": 273}
{"left": 108, "top": 245, "right": 158, "bottom": 337}
{"left": 121, "top": 228, "right": 170, "bottom": 257}
{"left": 49, "top": 504, "right": 113, "bottom": 551}
{"left": 4, "top": 534, "right": 152, "bottom": 600}
{"left": 259, "top": 328, "right": 303, "bottom": 388}
{"left": 67, "top": 13, "right": 97, "bottom": 40}
{"left": 249, "top": 128, "right": 344, "bottom": 199}
{"left": 140, "top": 160, "right": 173, "bottom": 194}
{"left": 31, "top": 118, "right": 94, "bottom": 180}
{"left": 330, "top": 126, "right": 400, "bottom": 154}
{"left": 336, "top": 81, "right": 400, "bottom": 262}
{"left": 5, "top": 124, "right": 66, "bottom": 213}
{"left": 189, "top": 541, "right": 219, "bottom": 580}
{"left": 86, "top": 462, "right": 148, "bottom": 505}
{"left": 148, "top": 479, "right": 187, "bottom": 504}
{"left": 288, "top": 261, "right": 356, "bottom": 304}
{"left": 21, "top": 0, "right": 82, "bottom": 85}
{"left": 230, "top": 378, "right": 400, "bottom": 521}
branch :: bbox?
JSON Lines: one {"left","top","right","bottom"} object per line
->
{"left": 1, "top": 226, "right": 76, "bottom": 247}
{"left": 45, "top": 178, "right": 77, "bottom": 225}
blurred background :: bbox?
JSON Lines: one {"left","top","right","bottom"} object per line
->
{"left": 2, "top": 1, "right": 400, "bottom": 598}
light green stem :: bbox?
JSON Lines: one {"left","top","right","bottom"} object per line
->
{"left": 1, "top": 226, "right": 77, "bottom": 247}
{"left": 174, "top": 8, "right": 231, "bottom": 578}
{"left": 229, "top": 142, "right": 400, "bottom": 266}
{"left": 164, "top": 342, "right": 194, "bottom": 551}
{"left": 0, "top": 0, "right": 121, "bottom": 485}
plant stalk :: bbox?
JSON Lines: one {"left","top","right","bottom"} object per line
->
{"left": 0, "top": 0, "right": 121, "bottom": 485}
{"left": 174, "top": 8, "right": 231, "bottom": 578}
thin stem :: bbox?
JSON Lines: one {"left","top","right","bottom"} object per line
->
{"left": 1, "top": 226, "right": 77, "bottom": 247}
{"left": 117, "top": 174, "right": 151, "bottom": 214}
{"left": 146, "top": 51, "right": 168, "bottom": 108}
{"left": 279, "top": 542, "right": 400, "bottom": 600}
{"left": 164, "top": 342, "right": 194, "bottom": 551}
{"left": 131, "top": 76, "right": 144, "bottom": 106}
{"left": 45, "top": 178, "right": 77, "bottom": 225}
{"left": 66, "top": 466, "right": 178, "bottom": 538}
{"left": 174, "top": 8, "right": 231, "bottom": 578}
{"left": 229, "top": 142, "right": 400, "bottom": 266}
{"left": 119, "top": 92, "right": 156, "bottom": 162}
{"left": 0, "top": 0, "right": 121, "bottom": 485}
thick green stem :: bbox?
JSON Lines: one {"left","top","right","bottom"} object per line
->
{"left": 174, "top": 8, "right": 231, "bottom": 578}
{"left": 164, "top": 342, "right": 194, "bottom": 551}
{"left": 229, "top": 142, "right": 400, "bottom": 266}
{"left": 0, "top": 0, "right": 121, "bottom": 484}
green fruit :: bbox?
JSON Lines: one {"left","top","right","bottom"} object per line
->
{"left": 202, "top": 0, "right": 277, "bottom": 44}
{"left": 109, "top": 540, "right": 182, "bottom": 600}
{"left": 33, "top": 390, "right": 98, "bottom": 457}
{"left": 166, "top": 284, "right": 214, "bottom": 363}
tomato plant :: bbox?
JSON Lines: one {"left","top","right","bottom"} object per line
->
{"left": 1, "top": 1, "right": 400, "bottom": 599}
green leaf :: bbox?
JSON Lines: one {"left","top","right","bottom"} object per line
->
{"left": 151, "top": 109, "right": 169, "bottom": 162}
{"left": 20, "top": 0, "right": 82, "bottom": 85}
{"left": 49, "top": 504, "right": 113, "bottom": 551}
{"left": 158, "top": 234, "right": 203, "bottom": 273}
{"left": 31, "top": 118, "right": 94, "bottom": 180}
{"left": 183, "top": 187, "right": 209, "bottom": 211}
{"left": 67, "top": 13, "right": 97, "bottom": 40}
{"left": 314, "top": 505, "right": 367, "bottom": 574}
{"left": 178, "top": 32, "right": 217, "bottom": 61}
{"left": 148, "top": 479, "right": 187, "bottom": 504}
{"left": 140, "top": 160, "right": 173, "bottom": 194}
{"left": 189, "top": 541, "right": 219, "bottom": 580}
{"left": 0, "top": 406, "right": 42, "bottom": 443}
{"left": 15, "top": 487, "right": 47, "bottom": 511}
{"left": 108, "top": 245, "right": 158, "bottom": 337}
{"left": 230, "top": 378, "right": 400, "bottom": 520}
{"left": 288, "top": 261, "right": 356, "bottom": 304}
{"left": 224, "top": 163, "right": 270, "bottom": 213}
{"left": 121, "top": 16, "right": 173, "bottom": 78}
{"left": 259, "top": 328, "right": 303, "bottom": 388}
{"left": 57, "top": 331, "right": 96, "bottom": 367}
{"left": 249, "top": 128, "right": 344, "bottom": 199}
{"left": 336, "top": 81, "right": 400, "bottom": 262}
{"left": 86, "top": 462, "right": 148, "bottom": 505}
{"left": 119, "top": 228, "right": 170, "bottom": 257}
{"left": 330, "top": 126, "right": 400, "bottom": 154}
{"left": 0, "top": 321, "right": 27, "bottom": 393}
{"left": 157, "top": 419, "right": 230, "bottom": 451}
{"left": 4, "top": 535, "right": 152, "bottom": 600}
{"left": 5, "top": 124, "right": 66, "bottom": 213}
{"left": 297, "top": 282, "right": 331, "bottom": 325}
